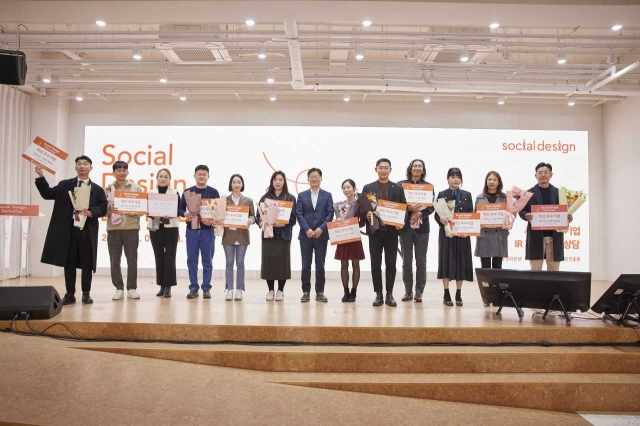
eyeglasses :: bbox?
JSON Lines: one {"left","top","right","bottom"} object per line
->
{"left": 536, "top": 171, "right": 551, "bottom": 176}
{"left": 308, "top": 175, "right": 322, "bottom": 180}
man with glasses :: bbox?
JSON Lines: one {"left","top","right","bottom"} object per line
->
{"left": 519, "top": 162, "right": 573, "bottom": 271}
{"left": 34, "top": 156, "right": 108, "bottom": 305}
{"left": 295, "top": 168, "right": 334, "bottom": 302}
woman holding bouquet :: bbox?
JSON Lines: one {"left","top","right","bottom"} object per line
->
{"left": 434, "top": 167, "right": 474, "bottom": 306}
{"left": 334, "top": 179, "right": 366, "bottom": 302}
{"left": 148, "top": 168, "right": 180, "bottom": 298}
{"left": 475, "top": 171, "right": 508, "bottom": 269}
{"left": 256, "top": 171, "right": 297, "bottom": 301}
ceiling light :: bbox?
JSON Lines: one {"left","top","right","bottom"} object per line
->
{"left": 245, "top": 19, "right": 256, "bottom": 26}
{"left": 42, "top": 69, "right": 51, "bottom": 83}
{"left": 362, "top": 20, "right": 372, "bottom": 27}
{"left": 95, "top": 20, "right": 106, "bottom": 27}
{"left": 270, "top": 93, "right": 277, "bottom": 101}
{"left": 490, "top": 23, "right": 500, "bottom": 29}
{"left": 607, "top": 49, "right": 617, "bottom": 65}
{"left": 423, "top": 94, "right": 431, "bottom": 103}
{"left": 408, "top": 46, "right": 417, "bottom": 60}
{"left": 132, "top": 47, "right": 142, "bottom": 60}
{"left": 460, "top": 48, "right": 470, "bottom": 62}
{"left": 611, "top": 24, "right": 623, "bottom": 31}
{"left": 557, "top": 51, "right": 567, "bottom": 64}
{"left": 159, "top": 70, "right": 168, "bottom": 83}
{"left": 568, "top": 98, "right": 576, "bottom": 106}
{"left": 258, "top": 44, "right": 267, "bottom": 59}
{"left": 355, "top": 44, "right": 364, "bottom": 60}
{"left": 502, "top": 49, "right": 512, "bottom": 62}
{"left": 266, "top": 70, "right": 275, "bottom": 83}
{"left": 497, "top": 96, "right": 505, "bottom": 105}
{"left": 75, "top": 91, "right": 83, "bottom": 101}
{"left": 178, "top": 90, "right": 187, "bottom": 101}
{"left": 343, "top": 92, "right": 351, "bottom": 102}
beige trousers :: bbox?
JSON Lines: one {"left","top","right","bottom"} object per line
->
{"left": 530, "top": 236, "right": 560, "bottom": 271}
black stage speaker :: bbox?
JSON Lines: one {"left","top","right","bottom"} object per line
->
{"left": 0, "top": 286, "right": 62, "bottom": 320}
{"left": 0, "top": 49, "right": 28, "bottom": 86}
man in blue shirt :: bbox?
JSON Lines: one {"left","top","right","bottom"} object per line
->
{"left": 179, "top": 165, "right": 220, "bottom": 299}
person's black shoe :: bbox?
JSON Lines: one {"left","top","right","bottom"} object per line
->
{"left": 315, "top": 292, "right": 328, "bottom": 303}
{"left": 156, "top": 286, "right": 165, "bottom": 297}
{"left": 203, "top": 290, "right": 211, "bottom": 299}
{"left": 455, "top": 290, "right": 463, "bottom": 307}
{"left": 401, "top": 292, "right": 413, "bottom": 302}
{"left": 347, "top": 288, "right": 357, "bottom": 302}
{"left": 414, "top": 290, "right": 423, "bottom": 303}
{"left": 301, "top": 292, "right": 311, "bottom": 302}
{"left": 187, "top": 290, "right": 199, "bottom": 299}
{"left": 373, "top": 292, "right": 384, "bottom": 306}
{"left": 163, "top": 287, "right": 172, "bottom": 298}
{"left": 385, "top": 293, "right": 397, "bottom": 307}
{"left": 341, "top": 289, "right": 350, "bottom": 302}
{"left": 443, "top": 290, "right": 453, "bottom": 306}
{"left": 62, "top": 294, "right": 76, "bottom": 305}
{"left": 81, "top": 292, "right": 93, "bottom": 304}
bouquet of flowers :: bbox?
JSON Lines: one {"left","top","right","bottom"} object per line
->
{"left": 433, "top": 198, "right": 456, "bottom": 238}
{"left": 558, "top": 187, "right": 587, "bottom": 233}
{"left": 68, "top": 184, "right": 91, "bottom": 230}
{"left": 183, "top": 190, "right": 202, "bottom": 229}
{"left": 503, "top": 186, "right": 533, "bottom": 230}
{"left": 334, "top": 200, "right": 357, "bottom": 220}
{"left": 259, "top": 200, "right": 281, "bottom": 238}
{"left": 209, "top": 197, "right": 227, "bottom": 237}
{"left": 356, "top": 193, "right": 380, "bottom": 233}
{"left": 105, "top": 185, "right": 122, "bottom": 225}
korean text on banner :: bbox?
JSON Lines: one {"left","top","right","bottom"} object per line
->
{"left": 114, "top": 191, "right": 148, "bottom": 215}
{"left": 327, "top": 217, "right": 362, "bottom": 246}
{"left": 22, "top": 137, "right": 69, "bottom": 174}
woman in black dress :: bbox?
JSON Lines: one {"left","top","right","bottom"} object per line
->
{"left": 256, "top": 170, "right": 297, "bottom": 302}
{"left": 434, "top": 167, "right": 474, "bottom": 306}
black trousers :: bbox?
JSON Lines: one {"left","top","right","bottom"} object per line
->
{"left": 480, "top": 257, "right": 503, "bottom": 269}
{"left": 368, "top": 229, "right": 398, "bottom": 293}
{"left": 150, "top": 226, "right": 179, "bottom": 287}
{"left": 64, "top": 227, "right": 93, "bottom": 295}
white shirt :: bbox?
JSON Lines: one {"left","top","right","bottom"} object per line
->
{"left": 77, "top": 178, "right": 89, "bottom": 186}
{"left": 311, "top": 189, "right": 319, "bottom": 210}
{"left": 231, "top": 194, "right": 241, "bottom": 206}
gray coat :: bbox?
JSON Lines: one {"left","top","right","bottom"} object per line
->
{"left": 474, "top": 194, "right": 509, "bottom": 258}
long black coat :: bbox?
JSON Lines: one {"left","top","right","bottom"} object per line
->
{"left": 518, "top": 184, "right": 565, "bottom": 262}
{"left": 35, "top": 176, "right": 108, "bottom": 272}
{"left": 360, "top": 180, "right": 407, "bottom": 236}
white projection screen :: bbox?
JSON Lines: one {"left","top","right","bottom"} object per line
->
{"left": 85, "top": 126, "right": 589, "bottom": 274}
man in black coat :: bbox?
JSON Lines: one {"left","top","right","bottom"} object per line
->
{"left": 361, "top": 158, "right": 407, "bottom": 307}
{"left": 34, "top": 156, "right": 108, "bottom": 305}
{"left": 519, "top": 162, "right": 573, "bottom": 271}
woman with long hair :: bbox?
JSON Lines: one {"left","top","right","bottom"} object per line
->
{"left": 475, "top": 171, "right": 509, "bottom": 269}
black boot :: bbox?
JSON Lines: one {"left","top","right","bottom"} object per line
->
{"left": 455, "top": 289, "right": 463, "bottom": 306}
{"left": 163, "top": 286, "right": 172, "bottom": 298}
{"left": 62, "top": 294, "right": 76, "bottom": 305}
{"left": 443, "top": 289, "right": 453, "bottom": 306}
{"left": 81, "top": 292, "right": 93, "bottom": 304}
{"left": 156, "top": 286, "right": 165, "bottom": 297}
{"left": 373, "top": 292, "right": 384, "bottom": 306}
{"left": 347, "top": 288, "right": 357, "bottom": 302}
{"left": 341, "top": 289, "right": 350, "bottom": 303}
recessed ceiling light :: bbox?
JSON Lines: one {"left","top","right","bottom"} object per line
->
{"left": 423, "top": 94, "right": 431, "bottom": 103}
{"left": 460, "top": 49, "right": 470, "bottom": 62}
{"left": 132, "top": 47, "right": 142, "bottom": 60}
{"left": 497, "top": 96, "right": 505, "bottom": 105}
{"left": 611, "top": 24, "right": 623, "bottom": 31}
{"left": 75, "top": 91, "right": 83, "bottom": 101}
{"left": 557, "top": 51, "right": 567, "bottom": 64}
{"left": 159, "top": 70, "right": 168, "bottom": 83}
{"left": 343, "top": 92, "right": 351, "bottom": 102}
{"left": 96, "top": 20, "right": 106, "bottom": 27}
{"left": 245, "top": 19, "right": 256, "bottom": 26}
{"left": 266, "top": 70, "right": 275, "bottom": 83}
{"left": 42, "top": 69, "right": 51, "bottom": 83}
{"left": 270, "top": 93, "right": 277, "bottom": 101}
{"left": 178, "top": 90, "right": 187, "bottom": 101}
{"left": 355, "top": 44, "right": 364, "bottom": 60}
{"left": 490, "top": 23, "right": 500, "bottom": 29}
{"left": 362, "top": 20, "right": 372, "bottom": 27}
{"left": 568, "top": 99, "right": 576, "bottom": 106}
{"left": 258, "top": 44, "right": 267, "bottom": 59}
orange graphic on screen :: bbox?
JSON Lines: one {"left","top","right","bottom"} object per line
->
{"left": 262, "top": 152, "right": 310, "bottom": 195}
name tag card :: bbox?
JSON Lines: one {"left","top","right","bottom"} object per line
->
{"left": 327, "top": 217, "right": 362, "bottom": 245}
{"left": 147, "top": 193, "right": 178, "bottom": 218}
{"left": 22, "top": 137, "right": 69, "bottom": 174}
{"left": 114, "top": 191, "right": 147, "bottom": 215}
{"left": 531, "top": 205, "right": 568, "bottom": 231}
{"left": 452, "top": 212, "right": 481, "bottom": 236}
{"left": 265, "top": 199, "right": 294, "bottom": 225}
{"left": 224, "top": 205, "right": 250, "bottom": 229}
{"left": 477, "top": 203, "right": 507, "bottom": 228}
{"left": 402, "top": 183, "right": 434, "bottom": 207}
{"left": 0, "top": 204, "right": 40, "bottom": 217}
{"left": 376, "top": 200, "right": 408, "bottom": 228}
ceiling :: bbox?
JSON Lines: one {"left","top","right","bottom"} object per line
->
{"left": 2, "top": 0, "right": 640, "bottom": 106}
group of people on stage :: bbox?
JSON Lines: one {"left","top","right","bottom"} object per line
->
{"left": 34, "top": 156, "right": 572, "bottom": 307}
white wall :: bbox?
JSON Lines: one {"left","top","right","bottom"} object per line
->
{"left": 28, "top": 98, "right": 606, "bottom": 279}
{"left": 603, "top": 98, "right": 640, "bottom": 281}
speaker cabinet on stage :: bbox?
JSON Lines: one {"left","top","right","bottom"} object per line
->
{"left": 0, "top": 286, "right": 62, "bottom": 320}
{"left": 0, "top": 49, "right": 28, "bottom": 86}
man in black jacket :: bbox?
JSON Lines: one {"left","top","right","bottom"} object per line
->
{"left": 34, "top": 156, "right": 108, "bottom": 305}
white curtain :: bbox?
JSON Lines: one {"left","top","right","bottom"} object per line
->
{"left": 0, "top": 85, "right": 31, "bottom": 280}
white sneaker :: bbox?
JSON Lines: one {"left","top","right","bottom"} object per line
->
{"left": 112, "top": 289, "right": 124, "bottom": 300}
{"left": 225, "top": 289, "right": 234, "bottom": 301}
{"left": 234, "top": 290, "right": 244, "bottom": 301}
{"left": 127, "top": 289, "right": 140, "bottom": 299}
{"left": 266, "top": 290, "right": 275, "bottom": 301}
{"left": 275, "top": 290, "right": 284, "bottom": 301}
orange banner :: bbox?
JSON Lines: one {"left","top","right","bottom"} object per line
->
{"left": 22, "top": 136, "right": 69, "bottom": 174}
{"left": 477, "top": 203, "right": 507, "bottom": 228}
{"left": 224, "top": 205, "right": 250, "bottom": 229}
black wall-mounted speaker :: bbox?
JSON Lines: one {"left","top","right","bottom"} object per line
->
{"left": 0, "top": 49, "right": 28, "bottom": 86}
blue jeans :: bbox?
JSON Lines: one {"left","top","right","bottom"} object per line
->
{"left": 186, "top": 227, "right": 215, "bottom": 291}
{"left": 223, "top": 244, "right": 248, "bottom": 291}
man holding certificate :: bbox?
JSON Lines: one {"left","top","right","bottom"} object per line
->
{"left": 361, "top": 158, "right": 407, "bottom": 307}
{"left": 34, "top": 156, "right": 107, "bottom": 305}
{"left": 519, "top": 162, "right": 573, "bottom": 271}
{"left": 105, "top": 161, "right": 145, "bottom": 301}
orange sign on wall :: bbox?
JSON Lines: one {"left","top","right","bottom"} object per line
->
{"left": 0, "top": 204, "right": 40, "bottom": 216}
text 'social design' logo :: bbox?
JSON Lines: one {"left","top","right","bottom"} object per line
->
{"left": 502, "top": 140, "right": 576, "bottom": 154}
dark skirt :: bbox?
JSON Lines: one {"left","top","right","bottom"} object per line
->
{"left": 260, "top": 239, "right": 291, "bottom": 280}
{"left": 437, "top": 227, "right": 474, "bottom": 281}
{"left": 334, "top": 240, "right": 365, "bottom": 261}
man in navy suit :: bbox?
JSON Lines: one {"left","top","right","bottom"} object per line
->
{"left": 296, "top": 168, "right": 334, "bottom": 302}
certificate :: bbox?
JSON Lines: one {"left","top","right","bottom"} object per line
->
{"left": 376, "top": 200, "right": 407, "bottom": 228}
{"left": 224, "top": 205, "right": 250, "bottom": 229}
{"left": 477, "top": 203, "right": 507, "bottom": 228}
{"left": 327, "top": 217, "right": 362, "bottom": 246}
{"left": 402, "top": 183, "right": 434, "bottom": 207}
{"left": 531, "top": 205, "right": 568, "bottom": 231}
{"left": 452, "top": 212, "right": 481, "bottom": 236}
{"left": 147, "top": 193, "right": 178, "bottom": 217}
{"left": 114, "top": 191, "right": 147, "bottom": 215}
{"left": 265, "top": 199, "right": 294, "bottom": 225}
{"left": 22, "top": 136, "right": 69, "bottom": 174}
{"left": 198, "top": 199, "right": 214, "bottom": 219}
